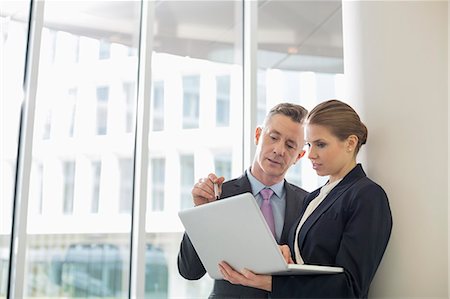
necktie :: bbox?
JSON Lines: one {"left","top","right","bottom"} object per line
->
{"left": 260, "top": 188, "right": 275, "bottom": 237}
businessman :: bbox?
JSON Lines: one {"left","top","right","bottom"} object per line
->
{"left": 177, "top": 102, "right": 310, "bottom": 298}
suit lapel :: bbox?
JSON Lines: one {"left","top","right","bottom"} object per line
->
{"left": 221, "top": 172, "right": 252, "bottom": 198}
{"left": 298, "top": 164, "right": 366, "bottom": 249}
{"left": 281, "top": 183, "right": 303, "bottom": 243}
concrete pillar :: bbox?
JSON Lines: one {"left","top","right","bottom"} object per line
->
{"left": 342, "top": 1, "right": 448, "bottom": 297}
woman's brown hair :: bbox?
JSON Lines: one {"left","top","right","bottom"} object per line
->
{"left": 306, "top": 99, "right": 368, "bottom": 154}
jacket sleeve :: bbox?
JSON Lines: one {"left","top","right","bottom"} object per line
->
{"left": 177, "top": 232, "right": 207, "bottom": 280}
{"left": 271, "top": 184, "right": 392, "bottom": 298}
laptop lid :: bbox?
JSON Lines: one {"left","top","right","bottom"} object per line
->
{"left": 178, "top": 192, "right": 343, "bottom": 279}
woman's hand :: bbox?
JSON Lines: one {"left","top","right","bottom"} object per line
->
{"left": 218, "top": 261, "right": 272, "bottom": 292}
{"left": 279, "top": 244, "right": 294, "bottom": 264}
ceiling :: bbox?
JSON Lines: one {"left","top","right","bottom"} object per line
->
{"left": 1, "top": 0, "right": 343, "bottom": 73}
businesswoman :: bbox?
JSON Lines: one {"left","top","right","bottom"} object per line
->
{"left": 219, "top": 99, "right": 393, "bottom": 298}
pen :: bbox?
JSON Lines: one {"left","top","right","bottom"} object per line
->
{"left": 213, "top": 183, "right": 219, "bottom": 200}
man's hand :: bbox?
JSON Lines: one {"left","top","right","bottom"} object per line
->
{"left": 192, "top": 173, "right": 225, "bottom": 206}
{"left": 218, "top": 261, "right": 272, "bottom": 292}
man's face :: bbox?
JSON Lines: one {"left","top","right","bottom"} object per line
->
{"left": 252, "top": 114, "right": 305, "bottom": 185}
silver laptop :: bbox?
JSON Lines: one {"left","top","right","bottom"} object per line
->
{"left": 178, "top": 192, "right": 343, "bottom": 280}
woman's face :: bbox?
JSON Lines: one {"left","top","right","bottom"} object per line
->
{"left": 305, "top": 124, "right": 356, "bottom": 183}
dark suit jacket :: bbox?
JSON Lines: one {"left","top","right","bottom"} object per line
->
{"left": 178, "top": 170, "right": 309, "bottom": 298}
{"left": 271, "top": 164, "right": 392, "bottom": 298}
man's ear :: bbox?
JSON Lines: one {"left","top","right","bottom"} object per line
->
{"left": 255, "top": 127, "right": 262, "bottom": 145}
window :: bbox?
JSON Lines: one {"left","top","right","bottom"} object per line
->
{"left": 96, "top": 86, "right": 109, "bottom": 135}
{"left": 61, "top": 244, "right": 123, "bottom": 297}
{"left": 216, "top": 75, "right": 230, "bottom": 127}
{"left": 119, "top": 158, "right": 133, "bottom": 214}
{"left": 42, "top": 110, "right": 52, "bottom": 140}
{"left": 91, "top": 161, "right": 102, "bottom": 214}
{"left": 36, "top": 163, "right": 44, "bottom": 215}
{"left": 146, "top": 2, "right": 243, "bottom": 296}
{"left": 13, "top": 2, "right": 141, "bottom": 297}
{"left": 214, "top": 153, "right": 232, "bottom": 179}
{"left": 63, "top": 161, "right": 76, "bottom": 215}
{"left": 179, "top": 155, "right": 195, "bottom": 210}
{"left": 182, "top": 75, "right": 200, "bottom": 129}
{"left": 3, "top": 1, "right": 344, "bottom": 298}
{"left": 99, "top": 39, "right": 111, "bottom": 60}
{"left": 150, "top": 158, "right": 165, "bottom": 211}
{"left": 151, "top": 81, "right": 164, "bottom": 131}
{"left": 67, "top": 88, "right": 77, "bottom": 137}
{"left": 123, "top": 82, "right": 136, "bottom": 133}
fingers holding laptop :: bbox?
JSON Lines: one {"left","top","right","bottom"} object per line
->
{"left": 279, "top": 245, "right": 294, "bottom": 264}
{"left": 218, "top": 261, "right": 272, "bottom": 292}
{"left": 192, "top": 173, "right": 225, "bottom": 206}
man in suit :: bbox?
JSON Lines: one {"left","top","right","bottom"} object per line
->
{"left": 177, "top": 102, "right": 310, "bottom": 298}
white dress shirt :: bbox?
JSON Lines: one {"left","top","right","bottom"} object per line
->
{"left": 294, "top": 179, "right": 342, "bottom": 264}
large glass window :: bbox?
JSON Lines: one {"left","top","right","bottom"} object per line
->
{"left": 0, "top": 1, "right": 30, "bottom": 297}
{"left": 22, "top": 2, "right": 141, "bottom": 298}
{"left": 145, "top": 1, "right": 244, "bottom": 297}
{"left": 3, "top": 1, "right": 343, "bottom": 298}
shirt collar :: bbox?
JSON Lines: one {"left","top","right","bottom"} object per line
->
{"left": 246, "top": 169, "right": 285, "bottom": 199}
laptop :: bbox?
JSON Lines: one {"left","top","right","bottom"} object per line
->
{"left": 178, "top": 192, "right": 343, "bottom": 280}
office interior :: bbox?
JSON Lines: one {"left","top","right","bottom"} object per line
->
{"left": 1, "top": 1, "right": 448, "bottom": 298}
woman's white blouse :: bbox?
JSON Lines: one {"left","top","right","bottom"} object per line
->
{"left": 294, "top": 179, "right": 342, "bottom": 264}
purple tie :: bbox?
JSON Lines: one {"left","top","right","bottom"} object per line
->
{"left": 260, "top": 188, "right": 275, "bottom": 237}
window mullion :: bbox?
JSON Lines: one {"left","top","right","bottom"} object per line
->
{"left": 129, "top": 0, "right": 154, "bottom": 298}
{"left": 243, "top": 0, "right": 258, "bottom": 168}
{"left": 8, "top": 0, "right": 45, "bottom": 298}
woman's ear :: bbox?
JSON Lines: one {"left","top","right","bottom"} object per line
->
{"left": 346, "top": 135, "right": 358, "bottom": 152}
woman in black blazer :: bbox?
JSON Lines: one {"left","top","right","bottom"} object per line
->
{"left": 219, "top": 99, "right": 393, "bottom": 298}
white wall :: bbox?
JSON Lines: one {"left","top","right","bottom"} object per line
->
{"left": 343, "top": 1, "right": 448, "bottom": 298}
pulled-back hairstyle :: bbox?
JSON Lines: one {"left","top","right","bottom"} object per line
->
{"left": 307, "top": 99, "right": 368, "bottom": 154}
{"left": 263, "top": 102, "right": 308, "bottom": 126}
